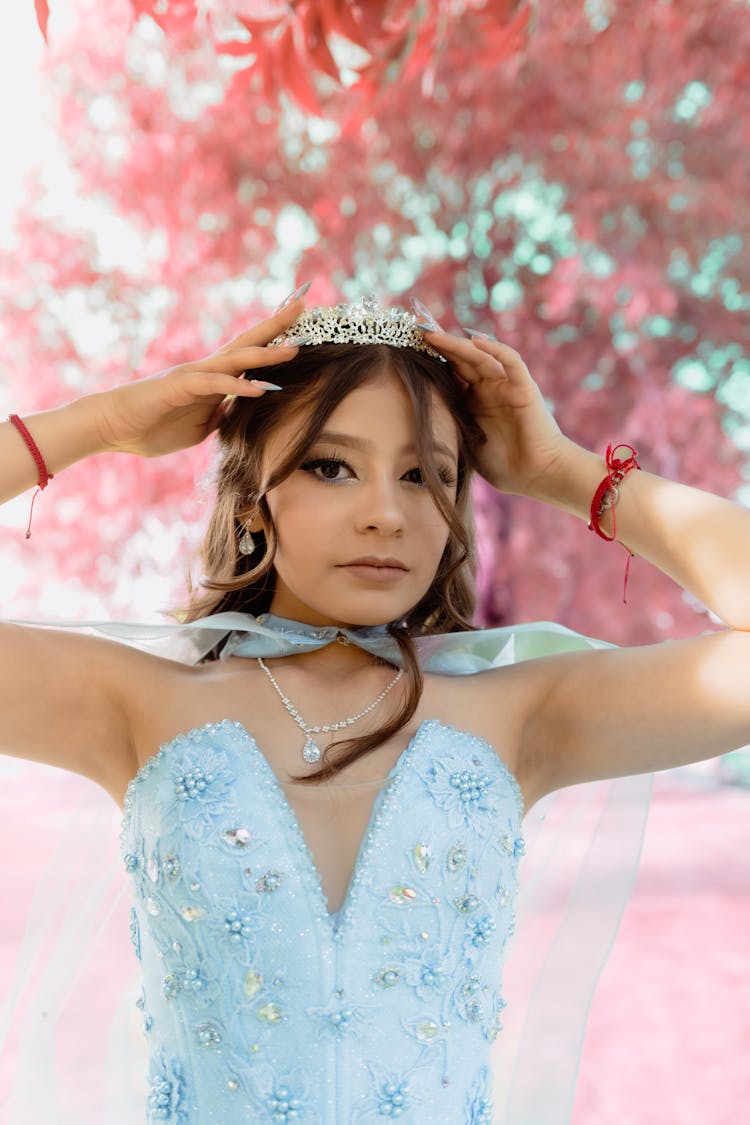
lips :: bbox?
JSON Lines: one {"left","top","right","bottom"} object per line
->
{"left": 342, "top": 556, "right": 408, "bottom": 570}
{"left": 339, "top": 557, "right": 409, "bottom": 583}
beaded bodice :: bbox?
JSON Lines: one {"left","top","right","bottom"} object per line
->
{"left": 120, "top": 717, "right": 525, "bottom": 1124}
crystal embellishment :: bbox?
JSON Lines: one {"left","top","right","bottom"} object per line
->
{"left": 446, "top": 844, "right": 468, "bottom": 872}
{"left": 257, "top": 871, "right": 284, "bottom": 893}
{"left": 118, "top": 716, "right": 526, "bottom": 1120}
{"left": 413, "top": 843, "right": 432, "bottom": 873}
{"left": 374, "top": 967, "right": 401, "bottom": 988}
{"left": 257, "top": 1002, "right": 283, "bottom": 1023}
{"left": 196, "top": 1022, "right": 222, "bottom": 1047}
{"left": 244, "top": 969, "right": 263, "bottom": 999}
{"left": 181, "top": 905, "right": 206, "bottom": 922}
{"left": 415, "top": 1020, "right": 440, "bottom": 1042}
{"left": 455, "top": 894, "right": 480, "bottom": 914}
{"left": 303, "top": 737, "right": 322, "bottom": 764}
{"left": 223, "top": 827, "right": 251, "bottom": 848}
{"left": 388, "top": 885, "right": 417, "bottom": 905}
{"left": 268, "top": 297, "right": 447, "bottom": 361}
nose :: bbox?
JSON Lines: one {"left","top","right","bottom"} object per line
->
{"left": 355, "top": 474, "right": 405, "bottom": 536}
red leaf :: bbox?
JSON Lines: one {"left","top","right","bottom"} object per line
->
{"left": 216, "top": 40, "right": 256, "bottom": 57}
{"left": 278, "top": 24, "right": 323, "bottom": 114}
{"left": 300, "top": 4, "right": 342, "bottom": 83}
{"left": 256, "top": 40, "right": 280, "bottom": 106}
{"left": 237, "top": 15, "right": 288, "bottom": 36}
{"left": 325, "top": 0, "right": 372, "bottom": 48}
{"left": 34, "top": 0, "right": 49, "bottom": 43}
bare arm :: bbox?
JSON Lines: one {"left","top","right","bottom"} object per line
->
{"left": 1, "top": 396, "right": 109, "bottom": 502}
{"left": 520, "top": 450, "right": 750, "bottom": 794}
{"left": 531, "top": 443, "right": 750, "bottom": 630}
{"left": 1, "top": 398, "right": 132, "bottom": 783}
{"left": 0, "top": 624, "right": 136, "bottom": 787}
{"left": 423, "top": 327, "right": 750, "bottom": 629}
{"left": 0, "top": 300, "right": 304, "bottom": 785}
{"left": 419, "top": 329, "right": 750, "bottom": 793}
{"left": 517, "top": 631, "right": 750, "bottom": 799}
{"left": 521, "top": 437, "right": 750, "bottom": 790}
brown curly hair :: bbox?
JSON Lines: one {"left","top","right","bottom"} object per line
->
{"left": 183, "top": 342, "right": 487, "bottom": 784}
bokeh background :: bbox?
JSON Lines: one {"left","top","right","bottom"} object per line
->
{"left": 1, "top": 1, "right": 748, "bottom": 1120}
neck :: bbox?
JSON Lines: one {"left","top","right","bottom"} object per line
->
{"left": 275, "top": 642, "right": 384, "bottom": 677}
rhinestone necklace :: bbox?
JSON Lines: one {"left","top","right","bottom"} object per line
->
{"left": 256, "top": 656, "right": 403, "bottom": 764}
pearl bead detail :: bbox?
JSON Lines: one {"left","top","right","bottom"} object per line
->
{"left": 120, "top": 717, "right": 524, "bottom": 1120}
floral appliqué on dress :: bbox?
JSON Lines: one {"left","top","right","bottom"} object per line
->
{"left": 121, "top": 718, "right": 524, "bottom": 1123}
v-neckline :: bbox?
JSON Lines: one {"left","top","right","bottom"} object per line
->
{"left": 122, "top": 717, "right": 435, "bottom": 942}
{"left": 242, "top": 719, "right": 431, "bottom": 936}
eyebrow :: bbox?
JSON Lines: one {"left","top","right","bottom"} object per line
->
{"left": 314, "top": 430, "right": 458, "bottom": 463}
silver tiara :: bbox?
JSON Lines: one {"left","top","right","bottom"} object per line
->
{"left": 268, "top": 296, "right": 446, "bottom": 362}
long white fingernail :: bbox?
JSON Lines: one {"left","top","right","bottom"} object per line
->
{"left": 253, "top": 381, "right": 284, "bottom": 390}
{"left": 410, "top": 297, "right": 443, "bottom": 330}
{"left": 273, "top": 281, "right": 312, "bottom": 312}
{"left": 269, "top": 334, "right": 312, "bottom": 347}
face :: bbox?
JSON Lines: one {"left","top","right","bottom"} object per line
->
{"left": 260, "top": 368, "right": 460, "bottom": 628}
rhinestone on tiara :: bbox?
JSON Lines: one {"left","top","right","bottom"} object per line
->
{"left": 268, "top": 296, "right": 447, "bottom": 362}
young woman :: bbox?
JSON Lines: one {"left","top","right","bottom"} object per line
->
{"left": 2, "top": 289, "right": 748, "bottom": 1124}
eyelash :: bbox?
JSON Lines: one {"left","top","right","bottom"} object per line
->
{"left": 299, "top": 453, "right": 456, "bottom": 488}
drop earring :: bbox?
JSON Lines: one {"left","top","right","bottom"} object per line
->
{"left": 238, "top": 527, "right": 257, "bottom": 557}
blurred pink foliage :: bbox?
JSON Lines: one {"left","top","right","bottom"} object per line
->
{"left": 35, "top": 0, "right": 530, "bottom": 107}
{"left": 8, "top": 0, "right": 750, "bottom": 641}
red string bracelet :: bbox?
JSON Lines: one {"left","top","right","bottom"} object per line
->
{"left": 588, "top": 442, "right": 640, "bottom": 603}
{"left": 8, "top": 413, "right": 54, "bottom": 539}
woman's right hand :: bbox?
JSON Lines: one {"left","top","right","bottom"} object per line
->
{"left": 95, "top": 299, "right": 306, "bottom": 458}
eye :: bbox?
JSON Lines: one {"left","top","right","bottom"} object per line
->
{"left": 403, "top": 466, "right": 457, "bottom": 488}
{"left": 299, "top": 456, "right": 355, "bottom": 483}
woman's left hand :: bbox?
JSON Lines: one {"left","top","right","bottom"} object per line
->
{"left": 420, "top": 328, "right": 574, "bottom": 496}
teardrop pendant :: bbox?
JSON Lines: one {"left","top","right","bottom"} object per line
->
{"left": 238, "top": 530, "right": 256, "bottom": 557}
{"left": 302, "top": 737, "right": 322, "bottom": 764}
{"left": 255, "top": 656, "right": 403, "bottom": 767}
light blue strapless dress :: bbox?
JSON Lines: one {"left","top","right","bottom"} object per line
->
{"left": 120, "top": 717, "right": 525, "bottom": 1124}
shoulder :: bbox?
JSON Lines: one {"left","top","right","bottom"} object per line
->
{"left": 122, "top": 651, "right": 279, "bottom": 774}
{"left": 420, "top": 661, "right": 537, "bottom": 769}
{"left": 91, "top": 642, "right": 248, "bottom": 807}
{"left": 421, "top": 659, "right": 551, "bottom": 809}
{"left": 0, "top": 623, "right": 215, "bottom": 810}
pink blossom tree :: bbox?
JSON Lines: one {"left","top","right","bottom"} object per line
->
{"left": 6, "top": 0, "right": 749, "bottom": 643}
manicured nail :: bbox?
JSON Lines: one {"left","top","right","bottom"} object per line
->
{"left": 464, "top": 328, "right": 493, "bottom": 340}
{"left": 410, "top": 297, "right": 443, "bottom": 330}
{"left": 274, "top": 281, "right": 312, "bottom": 312}
{"left": 253, "top": 381, "right": 284, "bottom": 390}
{"left": 415, "top": 320, "right": 439, "bottom": 332}
{"left": 267, "top": 333, "right": 312, "bottom": 348}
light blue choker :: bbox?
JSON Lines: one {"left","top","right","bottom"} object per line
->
{"left": 220, "top": 612, "right": 400, "bottom": 663}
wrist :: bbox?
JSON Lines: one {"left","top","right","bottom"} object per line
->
{"left": 526, "top": 439, "right": 607, "bottom": 519}
{"left": 20, "top": 394, "right": 111, "bottom": 476}
{"left": 55, "top": 393, "right": 113, "bottom": 461}
{"left": 1, "top": 394, "right": 111, "bottom": 513}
